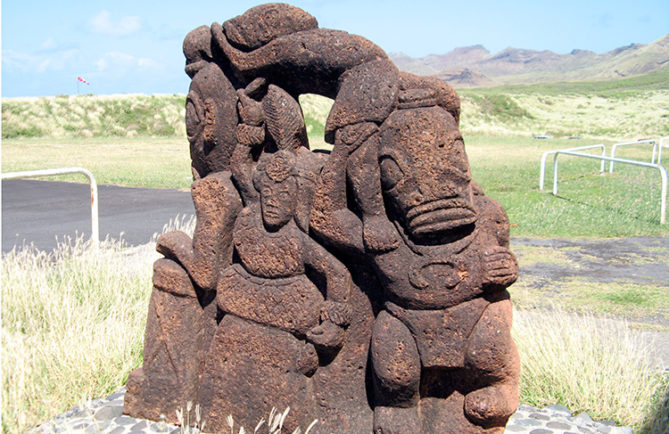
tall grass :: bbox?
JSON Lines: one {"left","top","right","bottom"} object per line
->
{"left": 513, "top": 307, "right": 668, "bottom": 431}
{"left": 1, "top": 238, "right": 154, "bottom": 432}
{"left": 2, "top": 229, "right": 666, "bottom": 432}
{"left": 1, "top": 218, "right": 194, "bottom": 433}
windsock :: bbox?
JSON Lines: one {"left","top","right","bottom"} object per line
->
{"left": 77, "top": 76, "right": 90, "bottom": 85}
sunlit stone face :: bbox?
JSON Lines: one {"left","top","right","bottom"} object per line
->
{"left": 260, "top": 177, "right": 297, "bottom": 231}
{"left": 379, "top": 106, "right": 477, "bottom": 240}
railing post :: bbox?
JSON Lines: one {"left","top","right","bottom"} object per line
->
{"left": 658, "top": 137, "right": 668, "bottom": 165}
{"left": 540, "top": 144, "right": 606, "bottom": 190}
{"left": 1, "top": 167, "right": 100, "bottom": 246}
{"left": 550, "top": 151, "right": 667, "bottom": 224}
{"left": 552, "top": 153, "right": 559, "bottom": 195}
{"left": 610, "top": 139, "right": 657, "bottom": 173}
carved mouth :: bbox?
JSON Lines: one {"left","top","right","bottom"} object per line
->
{"left": 407, "top": 199, "right": 477, "bottom": 235}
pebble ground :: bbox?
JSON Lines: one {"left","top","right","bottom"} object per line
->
{"left": 35, "top": 387, "right": 633, "bottom": 434}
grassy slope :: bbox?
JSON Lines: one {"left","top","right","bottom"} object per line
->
{"left": 458, "top": 66, "right": 669, "bottom": 138}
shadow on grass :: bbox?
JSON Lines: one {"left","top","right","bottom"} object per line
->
{"left": 641, "top": 381, "right": 668, "bottom": 434}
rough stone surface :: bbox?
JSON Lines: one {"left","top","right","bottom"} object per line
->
{"left": 123, "top": 3, "right": 523, "bottom": 433}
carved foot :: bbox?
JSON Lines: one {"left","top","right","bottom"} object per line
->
{"left": 373, "top": 405, "right": 420, "bottom": 434}
{"left": 464, "top": 383, "right": 518, "bottom": 427}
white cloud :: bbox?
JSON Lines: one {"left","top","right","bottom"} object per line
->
{"left": 137, "top": 58, "right": 159, "bottom": 69}
{"left": 41, "top": 37, "right": 57, "bottom": 50}
{"left": 95, "top": 51, "right": 160, "bottom": 74}
{"left": 2, "top": 48, "right": 78, "bottom": 73}
{"left": 88, "top": 10, "right": 141, "bottom": 36}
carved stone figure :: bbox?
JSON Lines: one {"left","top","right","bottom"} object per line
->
{"left": 124, "top": 4, "right": 519, "bottom": 433}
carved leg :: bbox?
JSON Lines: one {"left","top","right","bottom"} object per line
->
{"left": 464, "top": 298, "right": 520, "bottom": 428}
{"left": 123, "top": 259, "right": 206, "bottom": 423}
{"left": 157, "top": 171, "right": 242, "bottom": 290}
{"left": 371, "top": 311, "right": 421, "bottom": 433}
{"left": 347, "top": 135, "right": 399, "bottom": 253}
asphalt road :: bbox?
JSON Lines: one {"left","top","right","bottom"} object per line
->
{"left": 2, "top": 180, "right": 194, "bottom": 252}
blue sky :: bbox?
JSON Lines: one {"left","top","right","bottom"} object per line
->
{"left": 2, "top": 0, "right": 667, "bottom": 97}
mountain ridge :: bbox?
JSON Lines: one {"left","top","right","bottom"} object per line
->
{"left": 390, "top": 34, "right": 669, "bottom": 88}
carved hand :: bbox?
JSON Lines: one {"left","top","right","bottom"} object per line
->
{"left": 321, "top": 300, "right": 352, "bottom": 327}
{"left": 334, "top": 122, "right": 378, "bottom": 154}
{"left": 481, "top": 246, "right": 519, "bottom": 288}
{"left": 306, "top": 320, "right": 345, "bottom": 350}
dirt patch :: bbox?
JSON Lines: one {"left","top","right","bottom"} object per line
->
{"left": 511, "top": 237, "right": 669, "bottom": 326}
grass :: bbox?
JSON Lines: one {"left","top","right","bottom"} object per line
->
{"left": 1, "top": 136, "right": 191, "bottom": 189}
{"left": 1, "top": 239, "right": 154, "bottom": 433}
{"left": 513, "top": 306, "right": 667, "bottom": 431}
{"left": 1, "top": 217, "right": 194, "bottom": 434}
{"left": 510, "top": 238, "right": 669, "bottom": 328}
{"left": 2, "top": 94, "right": 186, "bottom": 139}
{"left": 466, "top": 136, "right": 669, "bottom": 237}
{"left": 3, "top": 136, "right": 667, "bottom": 238}
{"left": 458, "top": 67, "right": 669, "bottom": 138}
{"left": 3, "top": 79, "right": 667, "bottom": 237}
{"left": 510, "top": 277, "right": 669, "bottom": 329}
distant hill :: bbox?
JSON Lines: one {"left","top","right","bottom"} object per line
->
{"left": 390, "top": 34, "right": 669, "bottom": 87}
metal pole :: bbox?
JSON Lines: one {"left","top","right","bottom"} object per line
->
{"left": 610, "top": 139, "right": 657, "bottom": 173}
{"left": 539, "top": 144, "right": 606, "bottom": 190}
{"left": 658, "top": 137, "right": 668, "bottom": 165}
{"left": 1, "top": 167, "right": 100, "bottom": 245}
{"left": 551, "top": 151, "right": 667, "bottom": 224}
{"left": 552, "top": 153, "right": 559, "bottom": 195}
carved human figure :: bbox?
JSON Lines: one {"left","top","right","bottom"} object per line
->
{"left": 312, "top": 91, "right": 520, "bottom": 433}
{"left": 197, "top": 150, "right": 352, "bottom": 432}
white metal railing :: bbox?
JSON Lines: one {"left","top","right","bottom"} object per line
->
{"left": 1, "top": 167, "right": 99, "bottom": 245}
{"left": 551, "top": 151, "right": 667, "bottom": 224}
{"left": 658, "top": 136, "right": 669, "bottom": 165}
{"left": 539, "top": 144, "right": 606, "bottom": 190}
{"left": 609, "top": 139, "right": 657, "bottom": 173}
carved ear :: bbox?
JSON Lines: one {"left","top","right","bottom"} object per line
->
{"left": 186, "top": 63, "right": 238, "bottom": 178}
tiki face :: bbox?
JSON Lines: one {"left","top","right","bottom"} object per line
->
{"left": 379, "top": 106, "right": 477, "bottom": 240}
{"left": 260, "top": 177, "right": 297, "bottom": 230}
{"left": 253, "top": 150, "right": 299, "bottom": 231}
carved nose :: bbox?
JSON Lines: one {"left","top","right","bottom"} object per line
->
{"left": 441, "top": 183, "right": 456, "bottom": 196}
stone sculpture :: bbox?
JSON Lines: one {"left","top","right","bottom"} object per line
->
{"left": 124, "top": 4, "right": 520, "bottom": 433}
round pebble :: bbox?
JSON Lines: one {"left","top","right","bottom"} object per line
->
{"left": 34, "top": 388, "right": 634, "bottom": 434}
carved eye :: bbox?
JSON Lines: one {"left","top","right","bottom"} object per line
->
{"left": 451, "top": 139, "right": 470, "bottom": 177}
{"left": 380, "top": 156, "right": 403, "bottom": 191}
{"left": 185, "top": 96, "right": 201, "bottom": 140}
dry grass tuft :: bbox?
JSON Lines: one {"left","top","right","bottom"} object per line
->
{"left": 1, "top": 217, "right": 194, "bottom": 433}
{"left": 513, "top": 306, "right": 668, "bottom": 430}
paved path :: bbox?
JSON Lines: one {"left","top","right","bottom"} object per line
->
{"left": 36, "top": 387, "right": 634, "bottom": 434}
{"left": 2, "top": 180, "right": 194, "bottom": 252}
